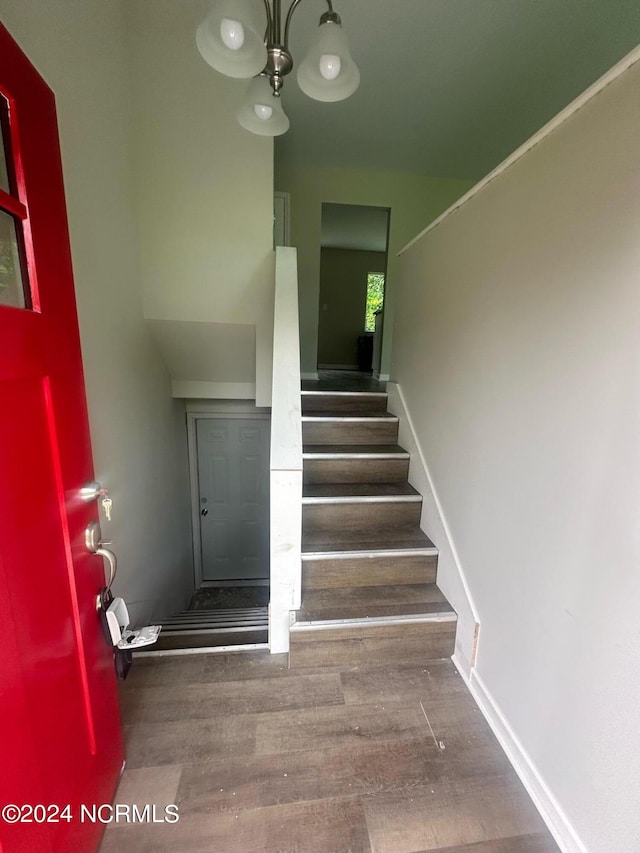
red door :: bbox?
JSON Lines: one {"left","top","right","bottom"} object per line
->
{"left": 0, "top": 25, "right": 124, "bottom": 853}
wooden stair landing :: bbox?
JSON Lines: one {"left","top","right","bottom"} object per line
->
{"left": 290, "top": 387, "right": 457, "bottom": 669}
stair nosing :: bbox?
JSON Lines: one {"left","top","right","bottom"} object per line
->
{"left": 160, "top": 624, "right": 267, "bottom": 636}
{"left": 303, "top": 450, "right": 409, "bottom": 459}
{"left": 302, "top": 415, "right": 398, "bottom": 423}
{"left": 290, "top": 611, "right": 457, "bottom": 632}
{"left": 302, "top": 494, "right": 422, "bottom": 505}
{"left": 136, "top": 642, "right": 270, "bottom": 658}
{"left": 301, "top": 547, "right": 439, "bottom": 560}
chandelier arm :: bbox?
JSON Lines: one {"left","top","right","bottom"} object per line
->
{"left": 262, "top": 0, "right": 274, "bottom": 42}
{"left": 283, "top": 0, "right": 306, "bottom": 49}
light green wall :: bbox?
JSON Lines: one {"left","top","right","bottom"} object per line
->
{"left": 274, "top": 163, "right": 472, "bottom": 376}
{"left": 318, "top": 248, "right": 386, "bottom": 367}
{"left": 0, "top": 0, "right": 192, "bottom": 622}
{"left": 126, "top": 0, "right": 275, "bottom": 404}
{"left": 393, "top": 56, "right": 640, "bottom": 853}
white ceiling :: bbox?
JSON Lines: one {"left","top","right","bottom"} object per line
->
{"left": 275, "top": 0, "right": 640, "bottom": 180}
{"left": 321, "top": 203, "right": 390, "bottom": 252}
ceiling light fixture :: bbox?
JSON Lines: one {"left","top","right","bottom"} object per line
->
{"left": 196, "top": 0, "right": 360, "bottom": 136}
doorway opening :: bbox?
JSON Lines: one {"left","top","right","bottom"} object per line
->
{"left": 317, "top": 202, "right": 390, "bottom": 376}
{"left": 149, "top": 408, "right": 270, "bottom": 653}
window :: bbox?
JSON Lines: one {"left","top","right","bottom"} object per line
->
{"left": 0, "top": 92, "right": 31, "bottom": 310}
{"left": 364, "top": 272, "right": 384, "bottom": 332}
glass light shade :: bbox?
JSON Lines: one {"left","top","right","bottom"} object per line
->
{"left": 237, "top": 76, "right": 290, "bottom": 136}
{"left": 196, "top": 0, "right": 267, "bottom": 79}
{"left": 297, "top": 21, "right": 360, "bottom": 102}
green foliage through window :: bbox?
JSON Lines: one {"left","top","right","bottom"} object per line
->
{"left": 364, "top": 273, "right": 385, "bottom": 332}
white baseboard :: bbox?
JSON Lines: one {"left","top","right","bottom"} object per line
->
{"left": 375, "top": 372, "right": 390, "bottom": 382}
{"left": 300, "top": 372, "right": 318, "bottom": 380}
{"left": 386, "top": 382, "right": 479, "bottom": 675}
{"left": 457, "top": 662, "right": 588, "bottom": 853}
{"left": 392, "top": 375, "right": 588, "bottom": 852}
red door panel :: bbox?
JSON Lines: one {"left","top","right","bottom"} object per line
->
{"left": 0, "top": 24, "right": 123, "bottom": 853}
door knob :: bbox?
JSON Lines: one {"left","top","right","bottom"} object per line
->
{"left": 85, "top": 521, "right": 118, "bottom": 591}
{"left": 201, "top": 508, "right": 208, "bottom": 517}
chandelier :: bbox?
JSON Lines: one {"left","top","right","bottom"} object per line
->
{"left": 196, "top": 0, "right": 360, "bottom": 136}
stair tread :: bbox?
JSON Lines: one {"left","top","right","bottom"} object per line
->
{"left": 303, "top": 482, "right": 420, "bottom": 499}
{"left": 302, "top": 527, "right": 435, "bottom": 554}
{"left": 303, "top": 444, "right": 409, "bottom": 456}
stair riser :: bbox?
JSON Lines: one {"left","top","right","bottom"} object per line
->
{"left": 303, "top": 500, "right": 422, "bottom": 532}
{"left": 303, "top": 421, "right": 398, "bottom": 445}
{"left": 302, "top": 554, "right": 437, "bottom": 590}
{"left": 300, "top": 588, "right": 449, "bottom": 620}
{"left": 289, "top": 620, "right": 456, "bottom": 669}
{"left": 301, "top": 394, "right": 388, "bottom": 415}
{"left": 303, "top": 457, "right": 409, "bottom": 484}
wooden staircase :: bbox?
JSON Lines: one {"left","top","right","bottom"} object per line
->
{"left": 289, "top": 388, "right": 457, "bottom": 668}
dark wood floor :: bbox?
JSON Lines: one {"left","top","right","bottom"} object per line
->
{"left": 100, "top": 651, "right": 559, "bottom": 853}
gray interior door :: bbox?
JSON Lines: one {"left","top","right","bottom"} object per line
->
{"left": 196, "top": 417, "right": 270, "bottom": 582}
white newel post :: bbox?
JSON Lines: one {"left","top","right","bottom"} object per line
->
{"left": 269, "top": 247, "right": 302, "bottom": 653}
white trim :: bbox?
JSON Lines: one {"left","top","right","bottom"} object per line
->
{"left": 374, "top": 372, "right": 390, "bottom": 382}
{"left": 136, "top": 643, "right": 270, "bottom": 658}
{"left": 461, "top": 666, "right": 588, "bottom": 853}
{"left": 301, "top": 372, "right": 319, "bottom": 380}
{"left": 400, "top": 45, "right": 640, "bottom": 255}
{"left": 186, "top": 413, "right": 202, "bottom": 589}
{"left": 291, "top": 611, "right": 457, "bottom": 631}
{"left": 302, "top": 547, "right": 438, "bottom": 561}
{"left": 386, "top": 382, "right": 480, "bottom": 672}
{"left": 273, "top": 191, "right": 290, "bottom": 247}
{"left": 386, "top": 384, "right": 480, "bottom": 621}
{"left": 185, "top": 400, "right": 270, "bottom": 415}
{"left": 172, "top": 380, "right": 256, "bottom": 399}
